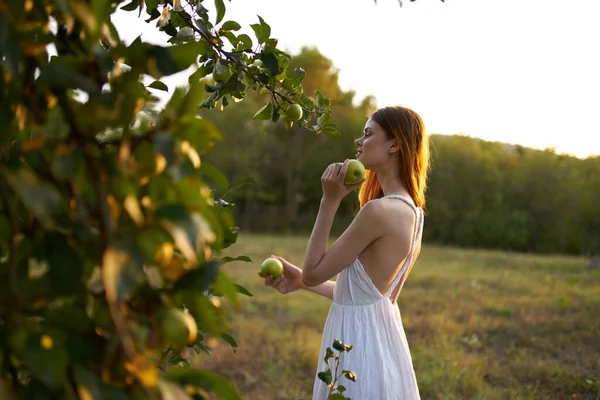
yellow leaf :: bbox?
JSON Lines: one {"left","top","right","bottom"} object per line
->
{"left": 40, "top": 334, "right": 53, "bottom": 349}
{"left": 106, "top": 195, "right": 121, "bottom": 228}
{"left": 158, "top": 6, "right": 172, "bottom": 28}
{"left": 124, "top": 195, "right": 144, "bottom": 226}
{"left": 125, "top": 354, "right": 158, "bottom": 388}
{"left": 186, "top": 148, "right": 201, "bottom": 169}
{"left": 77, "top": 385, "right": 93, "bottom": 400}
{"left": 155, "top": 154, "right": 167, "bottom": 175}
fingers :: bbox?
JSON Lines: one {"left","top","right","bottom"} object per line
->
{"left": 339, "top": 159, "right": 349, "bottom": 178}
{"left": 258, "top": 272, "right": 286, "bottom": 293}
{"left": 322, "top": 162, "right": 345, "bottom": 182}
{"left": 272, "top": 276, "right": 285, "bottom": 292}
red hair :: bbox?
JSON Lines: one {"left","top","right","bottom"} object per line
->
{"left": 358, "top": 106, "right": 430, "bottom": 210}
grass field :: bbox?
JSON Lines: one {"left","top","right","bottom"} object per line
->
{"left": 195, "top": 234, "right": 600, "bottom": 400}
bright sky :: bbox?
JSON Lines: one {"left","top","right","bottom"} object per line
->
{"left": 111, "top": 0, "right": 600, "bottom": 159}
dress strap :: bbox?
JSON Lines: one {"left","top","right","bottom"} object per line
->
{"left": 382, "top": 195, "right": 423, "bottom": 301}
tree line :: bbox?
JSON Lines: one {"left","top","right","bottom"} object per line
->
{"left": 201, "top": 47, "right": 600, "bottom": 256}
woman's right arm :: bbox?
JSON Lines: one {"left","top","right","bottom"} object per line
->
{"left": 261, "top": 255, "right": 335, "bottom": 300}
{"left": 302, "top": 280, "right": 335, "bottom": 300}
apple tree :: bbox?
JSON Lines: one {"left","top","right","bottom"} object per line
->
{"left": 0, "top": 0, "right": 340, "bottom": 398}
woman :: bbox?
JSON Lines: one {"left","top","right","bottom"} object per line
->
{"left": 260, "top": 105, "right": 429, "bottom": 399}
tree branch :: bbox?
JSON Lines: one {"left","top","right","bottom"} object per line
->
{"left": 0, "top": 181, "right": 21, "bottom": 307}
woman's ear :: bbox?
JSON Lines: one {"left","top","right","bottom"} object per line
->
{"left": 389, "top": 139, "right": 400, "bottom": 154}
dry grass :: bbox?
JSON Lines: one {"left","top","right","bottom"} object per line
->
{"left": 195, "top": 234, "right": 600, "bottom": 400}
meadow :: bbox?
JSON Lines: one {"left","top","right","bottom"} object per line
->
{"left": 196, "top": 234, "right": 600, "bottom": 400}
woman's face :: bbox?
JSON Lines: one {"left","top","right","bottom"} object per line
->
{"left": 354, "top": 117, "right": 395, "bottom": 169}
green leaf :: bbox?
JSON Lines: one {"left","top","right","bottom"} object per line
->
{"left": 1, "top": 167, "right": 62, "bottom": 229}
{"left": 163, "top": 368, "right": 242, "bottom": 400}
{"left": 253, "top": 102, "right": 273, "bottom": 120}
{"left": 26, "top": 338, "right": 69, "bottom": 390}
{"left": 316, "top": 90, "right": 330, "bottom": 107}
{"left": 228, "top": 176, "right": 258, "bottom": 192}
{"left": 288, "top": 67, "right": 306, "bottom": 86}
{"left": 260, "top": 52, "right": 278, "bottom": 75}
{"left": 221, "top": 21, "right": 241, "bottom": 31}
{"left": 235, "top": 34, "right": 252, "bottom": 51}
{"left": 337, "top": 385, "right": 347, "bottom": 393}
{"left": 322, "top": 122, "right": 340, "bottom": 137}
{"left": 46, "top": 305, "right": 94, "bottom": 335}
{"left": 51, "top": 148, "right": 83, "bottom": 182}
{"left": 250, "top": 15, "right": 271, "bottom": 43}
{"left": 328, "top": 394, "right": 346, "bottom": 400}
{"left": 324, "top": 347, "right": 335, "bottom": 365}
{"left": 145, "top": 7, "right": 161, "bottom": 22}
{"left": 148, "top": 80, "right": 169, "bottom": 92}
{"left": 120, "top": 0, "right": 139, "bottom": 11}
{"left": 38, "top": 58, "right": 101, "bottom": 95}
{"left": 317, "top": 370, "right": 332, "bottom": 385}
{"left": 214, "top": 0, "right": 226, "bottom": 24}
{"left": 342, "top": 370, "right": 357, "bottom": 382}
{"left": 168, "top": 26, "right": 195, "bottom": 43}
{"left": 173, "top": 261, "right": 220, "bottom": 293}
{"left": 102, "top": 243, "right": 146, "bottom": 304}
{"left": 73, "top": 365, "right": 104, "bottom": 400}
{"left": 219, "top": 255, "right": 252, "bottom": 265}
{"left": 168, "top": 355, "right": 191, "bottom": 367}
{"left": 333, "top": 339, "right": 345, "bottom": 352}
{"left": 233, "top": 284, "right": 253, "bottom": 297}
{"left": 220, "top": 332, "right": 238, "bottom": 352}
{"left": 199, "top": 162, "right": 229, "bottom": 190}
{"left": 317, "top": 112, "right": 331, "bottom": 126}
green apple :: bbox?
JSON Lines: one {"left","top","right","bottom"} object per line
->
{"left": 344, "top": 159, "right": 366, "bottom": 185}
{"left": 260, "top": 257, "right": 284, "bottom": 278}
{"left": 160, "top": 308, "right": 198, "bottom": 348}
{"left": 281, "top": 78, "right": 294, "bottom": 91}
{"left": 212, "top": 61, "right": 231, "bottom": 83}
{"left": 286, "top": 104, "right": 303, "bottom": 121}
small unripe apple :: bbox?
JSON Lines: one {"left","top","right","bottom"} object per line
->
{"left": 344, "top": 159, "right": 366, "bottom": 185}
{"left": 213, "top": 61, "right": 231, "bottom": 83}
{"left": 260, "top": 257, "right": 284, "bottom": 278}
{"left": 286, "top": 104, "right": 303, "bottom": 121}
{"left": 281, "top": 78, "right": 294, "bottom": 90}
{"left": 160, "top": 308, "right": 198, "bottom": 348}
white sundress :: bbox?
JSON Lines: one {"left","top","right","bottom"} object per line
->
{"left": 312, "top": 195, "right": 424, "bottom": 400}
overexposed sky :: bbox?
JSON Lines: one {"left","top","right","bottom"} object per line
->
{"left": 112, "top": 0, "right": 600, "bottom": 158}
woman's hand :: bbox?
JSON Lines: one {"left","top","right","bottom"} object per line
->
{"left": 258, "top": 255, "right": 304, "bottom": 295}
{"left": 321, "top": 159, "right": 365, "bottom": 203}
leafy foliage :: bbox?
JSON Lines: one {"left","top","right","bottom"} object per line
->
{"left": 0, "top": 0, "right": 339, "bottom": 398}
{"left": 317, "top": 339, "right": 356, "bottom": 399}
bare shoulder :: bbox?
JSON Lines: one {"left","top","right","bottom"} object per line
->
{"left": 366, "top": 197, "right": 416, "bottom": 219}
{"left": 364, "top": 197, "right": 417, "bottom": 232}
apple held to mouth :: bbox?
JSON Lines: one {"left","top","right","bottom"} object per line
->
{"left": 260, "top": 257, "right": 284, "bottom": 278}
{"left": 344, "top": 159, "right": 366, "bottom": 185}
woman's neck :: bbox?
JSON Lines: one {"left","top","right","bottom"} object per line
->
{"left": 373, "top": 161, "right": 410, "bottom": 199}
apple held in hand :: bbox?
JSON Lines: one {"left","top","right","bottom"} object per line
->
{"left": 344, "top": 159, "right": 365, "bottom": 185}
{"left": 260, "top": 257, "right": 284, "bottom": 278}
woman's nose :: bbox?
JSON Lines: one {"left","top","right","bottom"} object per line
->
{"left": 354, "top": 137, "right": 362, "bottom": 146}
